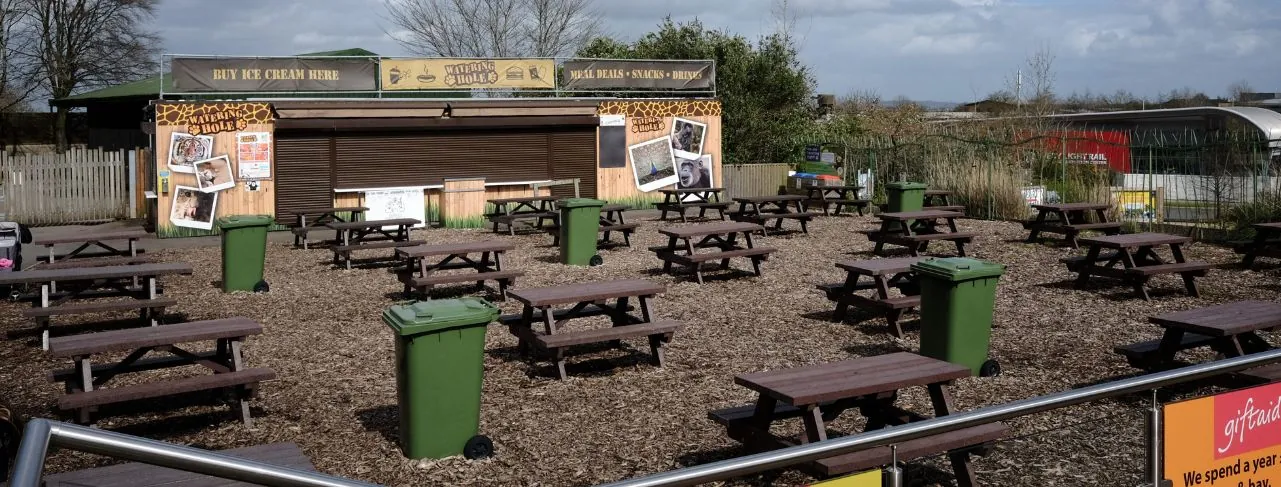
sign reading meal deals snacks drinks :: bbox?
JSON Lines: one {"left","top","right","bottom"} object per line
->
{"left": 1164, "top": 382, "right": 1281, "bottom": 487}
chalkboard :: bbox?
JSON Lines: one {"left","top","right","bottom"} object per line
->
{"left": 804, "top": 145, "right": 822, "bottom": 162}
{"left": 598, "top": 126, "right": 627, "bottom": 168}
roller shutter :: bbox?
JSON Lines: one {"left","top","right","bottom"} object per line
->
{"left": 274, "top": 135, "right": 334, "bottom": 215}
{"left": 548, "top": 129, "right": 598, "bottom": 198}
{"left": 332, "top": 129, "right": 556, "bottom": 190}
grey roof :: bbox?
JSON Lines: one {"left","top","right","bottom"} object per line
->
{"left": 1045, "top": 106, "right": 1281, "bottom": 141}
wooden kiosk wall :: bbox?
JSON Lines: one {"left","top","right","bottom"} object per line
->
{"left": 595, "top": 100, "right": 724, "bottom": 208}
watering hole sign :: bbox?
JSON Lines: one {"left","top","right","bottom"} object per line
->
{"left": 1164, "top": 381, "right": 1281, "bottom": 487}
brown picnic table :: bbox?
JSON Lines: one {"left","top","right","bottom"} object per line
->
{"left": 42, "top": 442, "right": 314, "bottom": 487}
{"left": 730, "top": 194, "right": 822, "bottom": 235}
{"left": 326, "top": 218, "right": 422, "bottom": 269}
{"left": 46, "top": 317, "right": 274, "bottom": 426}
{"left": 1023, "top": 202, "right": 1122, "bottom": 248}
{"left": 284, "top": 206, "right": 368, "bottom": 249}
{"left": 547, "top": 203, "right": 638, "bottom": 247}
{"left": 923, "top": 189, "right": 965, "bottom": 212}
{"left": 862, "top": 209, "right": 974, "bottom": 257}
{"left": 651, "top": 221, "right": 777, "bottom": 284}
{"left": 32, "top": 227, "right": 147, "bottom": 265}
{"left": 709, "top": 352, "right": 1007, "bottom": 483}
{"left": 0, "top": 262, "right": 192, "bottom": 350}
{"left": 1115, "top": 301, "right": 1281, "bottom": 384}
{"left": 395, "top": 240, "right": 524, "bottom": 300}
{"left": 487, "top": 195, "right": 558, "bottom": 235}
{"left": 817, "top": 256, "right": 926, "bottom": 337}
{"left": 501, "top": 279, "right": 681, "bottom": 380}
{"left": 1064, "top": 232, "right": 1210, "bottom": 300}
{"left": 1236, "top": 222, "right": 1281, "bottom": 269}
{"left": 656, "top": 187, "right": 730, "bottom": 222}
{"left": 805, "top": 185, "right": 869, "bottom": 216}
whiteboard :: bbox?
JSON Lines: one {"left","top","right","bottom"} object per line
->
{"left": 363, "top": 188, "right": 426, "bottom": 230}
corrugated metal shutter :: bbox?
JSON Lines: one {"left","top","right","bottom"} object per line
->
{"left": 332, "top": 130, "right": 553, "bottom": 190}
{"left": 549, "top": 128, "right": 598, "bottom": 198}
{"left": 275, "top": 135, "right": 334, "bottom": 215}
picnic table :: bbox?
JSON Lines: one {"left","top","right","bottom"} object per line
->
{"left": 283, "top": 206, "right": 368, "bottom": 249}
{"left": 1115, "top": 301, "right": 1281, "bottom": 384}
{"left": 650, "top": 221, "right": 777, "bottom": 284}
{"left": 501, "top": 279, "right": 681, "bottom": 380}
{"left": 42, "top": 442, "right": 313, "bottom": 487}
{"left": 395, "top": 240, "right": 524, "bottom": 300}
{"left": 0, "top": 262, "right": 192, "bottom": 349}
{"left": 1063, "top": 232, "right": 1211, "bottom": 300}
{"left": 1023, "top": 202, "right": 1122, "bottom": 248}
{"left": 1236, "top": 222, "right": 1281, "bottom": 269}
{"left": 32, "top": 227, "right": 147, "bottom": 264}
{"left": 729, "top": 194, "right": 822, "bottom": 235}
{"left": 487, "top": 195, "right": 558, "bottom": 235}
{"left": 655, "top": 188, "right": 730, "bottom": 222}
{"left": 805, "top": 185, "right": 869, "bottom": 216}
{"left": 861, "top": 209, "right": 974, "bottom": 257}
{"left": 46, "top": 317, "right": 274, "bottom": 426}
{"left": 924, "top": 189, "right": 965, "bottom": 212}
{"left": 547, "top": 203, "right": 638, "bottom": 247}
{"left": 326, "top": 218, "right": 422, "bottom": 269}
{"left": 817, "top": 256, "right": 926, "bottom": 337}
{"left": 709, "top": 352, "right": 1007, "bottom": 483}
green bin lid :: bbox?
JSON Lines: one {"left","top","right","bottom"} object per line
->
{"left": 382, "top": 297, "right": 499, "bottom": 335}
{"left": 885, "top": 182, "right": 928, "bottom": 190}
{"left": 557, "top": 198, "right": 607, "bottom": 209}
{"left": 911, "top": 257, "right": 1005, "bottom": 282}
{"left": 216, "top": 214, "right": 274, "bottom": 229}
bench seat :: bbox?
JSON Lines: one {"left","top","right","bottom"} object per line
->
{"left": 546, "top": 222, "right": 639, "bottom": 246}
{"left": 1113, "top": 333, "right": 1217, "bottom": 368}
{"left": 23, "top": 297, "right": 177, "bottom": 318}
{"left": 814, "top": 423, "right": 1007, "bottom": 476}
{"left": 656, "top": 201, "right": 731, "bottom": 209}
{"left": 48, "top": 317, "right": 261, "bottom": 357}
{"left": 58, "top": 367, "right": 275, "bottom": 411}
{"left": 41, "top": 442, "right": 314, "bottom": 487}
{"left": 532, "top": 320, "right": 681, "bottom": 349}
{"left": 1123, "top": 261, "right": 1211, "bottom": 276}
{"left": 1235, "top": 363, "right": 1281, "bottom": 385}
{"left": 924, "top": 205, "right": 966, "bottom": 213}
{"left": 498, "top": 304, "right": 635, "bottom": 327}
{"left": 401, "top": 269, "right": 524, "bottom": 299}
{"left": 331, "top": 240, "right": 426, "bottom": 269}
{"left": 1065, "top": 222, "right": 1124, "bottom": 231}
{"left": 847, "top": 294, "right": 920, "bottom": 310}
{"left": 807, "top": 199, "right": 871, "bottom": 216}
{"left": 657, "top": 247, "right": 777, "bottom": 265}
{"left": 487, "top": 211, "right": 557, "bottom": 222}
{"left": 40, "top": 255, "right": 159, "bottom": 270}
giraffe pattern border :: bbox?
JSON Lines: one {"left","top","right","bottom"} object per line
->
{"left": 597, "top": 100, "right": 721, "bottom": 117}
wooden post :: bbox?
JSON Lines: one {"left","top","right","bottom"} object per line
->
{"left": 1155, "top": 187, "right": 1165, "bottom": 223}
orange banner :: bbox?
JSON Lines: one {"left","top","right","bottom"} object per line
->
{"left": 1164, "top": 382, "right": 1281, "bottom": 487}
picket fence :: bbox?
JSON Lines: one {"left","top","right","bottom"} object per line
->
{"left": 0, "top": 149, "right": 131, "bottom": 225}
{"left": 722, "top": 163, "right": 791, "bottom": 200}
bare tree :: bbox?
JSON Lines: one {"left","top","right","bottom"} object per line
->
{"left": 17, "top": 0, "right": 160, "bottom": 151}
{"left": 384, "top": 0, "right": 600, "bottom": 57}
{"left": 1003, "top": 42, "right": 1057, "bottom": 114}
{"left": 1227, "top": 79, "right": 1254, "bottom": 103}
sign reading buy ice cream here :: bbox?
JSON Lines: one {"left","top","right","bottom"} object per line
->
{"left": 1164, "top": 381, "right": 1281, "bottom": 487}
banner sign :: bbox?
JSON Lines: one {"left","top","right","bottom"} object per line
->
{"left": 561, "top": 60, "right": 714, "bottom": 90}
{"left": 1163, "top": 382, "right": 1281, "bottom": 487}
{"left": 381, "top": 58, "right": 555, "bottom": 90}
{"left": 171, "top": 57, "right": 377, "bottom": 92}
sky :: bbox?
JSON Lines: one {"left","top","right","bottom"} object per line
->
{"left": 152, "top": 0, "right": 1280, "bottom": 103}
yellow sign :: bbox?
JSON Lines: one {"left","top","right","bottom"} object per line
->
{"left": 807, "top": 469, "right": 882, "bottom": 487}
{"left": 1164, "top": 382, "right": 1281, "bottom": 487}
{"left": 381, "top": 58, "right": 555, "bottom": 90}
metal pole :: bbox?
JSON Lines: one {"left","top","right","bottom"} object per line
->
{"left": 884, "top": 445, "right": 902, "bottom": 487}
{"left": 9, "top": 419, "right": 50, "bottom": 487}
{"left": 1147, "top": 389, "right": 1163, "bottom": 487}
{"left": 596, "top": 349, "right": 1281, "bottom": 487}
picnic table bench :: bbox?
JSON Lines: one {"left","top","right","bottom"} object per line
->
{"left": 805, "top": 185, "right": 869, "bottom": 216}
{"left": 861, "top": 210, "right": 974, "bottom": 256}
{"left": 327, "top": 218, "right": 422, "bottom": 269}
{"left": 650, "top": 221, "right": 777, "bottom": 284}
{"left": 395, "top": 240, "right": 523, "bottom": 299}
{"left": 1063, "top": 232, "right": 1210, "bottom": 300}
{"left": 46, "top": 317, "right": 274, "bottom": 426}
{"left": 655, "top": 188, "right": 730, "bottom": 222}
{"left": 280, "top": 206, "right": 368, "bottom": 249}
{"left": 709, "top": 352, "right": 1006, "bottom": 483}
{"left": 817, "top": 256, "right": 926, "bottom": 337}
{"left": 0, "top": 262, "right": 193, "bottom": 349}
{"left": 1023, "top": 202, "right": 1122, "bottom": 248}
{"left": 1115, "top": 301, "right": 1281, "bottom": 384}
{"left": 729, "top": 195, "right": 822, "bottom": 235}
{"left": 546, "top": 203, "right": 638, "bottom": 247}
{"left": 1235, "top": 222, "right": 1281, "bottom": 269}
{"left": 41, "top": 442, "right": 314, "bottom": 487}
{"left": 31, "top": 227, "right": 147, "bottom": 265}
{"left": 924, "top": 189, "right": 966, "bottom": 212}
{"left": 486, "top": 195, "right": 558, "bottom": 235}
{"left": 501, "top": 279, "right": 680, "bottom": 380}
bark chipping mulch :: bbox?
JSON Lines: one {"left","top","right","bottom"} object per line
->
{"left": 1, "top": 215, "right": 1273, "bottom": 486}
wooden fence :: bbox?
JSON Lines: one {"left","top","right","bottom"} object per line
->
{"left": 722, "top": 163, "right": 791, "bottom": 200}
{"left": 0, "top": 149, "right": 131, "bottom": 225}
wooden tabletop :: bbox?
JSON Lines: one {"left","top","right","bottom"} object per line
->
{"left": 49, "top": 317, "right": 261, "bottom": 358}
{"left": 877, "top": 210, "right": 964, "bottom": 221}
{"left": 289, "top": 207, "right": 368, "bottom": 215}
{"left": 600, "top": 204, "right": 630, "bottom": 212}
{"left": 735, "top": 352, "right": 971, "bottom": 405}
{"left": 1031, "top": 202, "right": 1111, "bottom": 212}
{"left": 396, "top": 240, "right": 514, "bottom": 258}
{"left": 733, "top": 195, "right": 808, "bottom": 204}
{"left": 1251, "top": 222, "right": 1281, "bottom": 231}
{"left": 836, "top": 256, "right": 928, "bottom": 276}
{"left": 326, "top": 218, "right": 420, "bottom": 230}
{"left": 1078, "top": 232, "right": 1190, "bottom": 249}
{"left": 40, "top": 442, "right": 315, "bottom": 487}
{"left": 1149, "top": 300, "right": 1281, "bottom": 336}
{"left": 488, "top": 195, "right": 558, "bottom": 204}
{"left": 33, "top": 228, "right": 148, "bottom": 245}
{"left": 0, "top": 262, "right": 193, "bottom": 285}
{"left": 660, "top": 187, "right": 723, "bottom": 194}
{"left": 509, "top": 279, "right": 665, "bottom": 307}
{"left": 924, "top": 189, "right": 952, "bottom": 196}
{"left": 658, "top": 221, "right": 763, "bottom": 239}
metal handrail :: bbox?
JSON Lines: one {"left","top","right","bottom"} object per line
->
{"left": 8, "top": 419, "right": 382, "bottom": 487}
{"left": 597, "top": 349, "right": 1281, "bottom": 487}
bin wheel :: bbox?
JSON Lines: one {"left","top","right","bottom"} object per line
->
{"left": 463, "top": 435, "right": 494, "bottom": 460}
{"left": 979, "top": 359, "right": 1001, "bottom": 377}
{"left": 253, "top": 280, "right": 270, "bottom": 293}
{"left": 589, "top": 255, "right": 604, "bottom": 267}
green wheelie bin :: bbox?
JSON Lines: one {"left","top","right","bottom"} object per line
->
{"left": 911, "top": 257, "right": 1005, "bottom": 377}
{"left": 382, "top": 297, "right": 500, "bottom": 460}
{"left": 215, "top": 215, "right": 273, "bottom": 293}
{"left": 885, "top": 182, "right": 927, "bottom": 213}
{"left": 558, "top": 198, "right": 606, "bottom": 266}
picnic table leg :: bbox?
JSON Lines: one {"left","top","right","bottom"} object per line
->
{"left": 800, "top": 404, "right": 828, "bottom": 444}
{"left": 1025, "top": 211, "right": 1049, "bottom": 243}
{"left": 1169, "top": 244, "right": 1200, "bottom": 297}
{"left": 75, "top": 356, "right": 94, "bottom": 424}
{"left": 39, "top": 284, "right": 51, "bottom": 350}
{"left": 1153, "top": 328, "right": 1186, "bottom": 366}
{"left": 684, "top": 238, "right": 705, "bottom": 284}
{"left": 874, "top": 277, "right": 907, "bottom": 337}
{"left": 1118, "top": 249, "right": 1151, "bottom": 300}
{"left": 1236, "top": 332, "right": 1272, "bottom": 354}
{"left": 927, "top": 383, "right": 981, "bottom": 487}
{"left": 1073, "top": 246, "right": 1102, "bottom": 289}
{"left": 832, "top": 274, "right": 862, "bottom": 321}
{"left": 608, "top": 297, "right": 629, "bottom": 348}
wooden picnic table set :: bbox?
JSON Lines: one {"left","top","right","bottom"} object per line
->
{"left": 1115, "top": 300, "right": 1281, "bottom": 384}
{"left": 547, "top": 203, "right": 639, "bottom": 247}
{"left": 861, "top": 209, "right": 975, "bottom": 257}
{"left": 817, "top": 256, "right": 925, "bottom": 337}
{"left": 31, "top": 227, "right": 148, "bottom": 265}
{"left": 486, "top": 195, "right": 559, "bottom": 235}
{"left": 281, "top": 206, "right": 368, "bottom": 249}
{"left": 1235, "top": 222, "right": 1281, "bottom": 269}
{"left": 804, "top": 185, "right": 870, "bottom": 216}
{"left": 395, "top": 240, "right": 524, "bottom": 300}
{"left": 649, "top": 220, "right": 777, "bottom": 284}
{"left": 728, "top": 194, "right": 822, "bottom": 235}
{"left": 656, "top": 187, "right": 731, "bottom": 222}
{"left": 327, "top": 217, "right": 423, "bottom": 269}
{"left": 1061, "top": 232, "right": 1211, "bottom": 300}
{"left": 1023, "top": 202, "right": 1122, "bottom": 248}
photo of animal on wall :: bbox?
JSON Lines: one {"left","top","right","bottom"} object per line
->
{"left": 192, "top": 155, "right": 235, "bottom": 192}
{"left": 167, "top": 132, "right": 213, "bottom": 174}
{"left": 169, "top": 185, "right": 218, "bottom": 230}
{"left": 629, "top": 136, "right": 678, "bottom": 192}
{"left": 670, "top": 117, "right": 706, "bottom": 159}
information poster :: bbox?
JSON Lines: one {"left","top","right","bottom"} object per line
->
{"left": 237, "top": 132, "right": 272, "bottom": 180}
{"left": 364, "top": 187, "right": 426, "bottom": 230}
{"left": 1164, "top": 382, "right": 1281, "bottom": 487}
